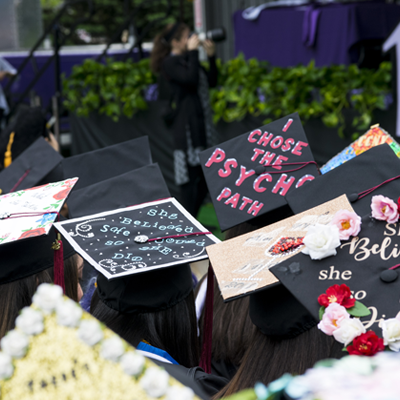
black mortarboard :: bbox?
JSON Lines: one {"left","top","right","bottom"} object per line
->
{"left": 270, "top": 213, "right": 400, "bottom": 338}
{"left": 0, "top": 106, "right": 48, "bottom": 170}
{"left": 54, "top": 198, "right": 220, "bottom": 312}
{"left": 62, "top": 136, "right": 152, "bottom": 191}
{"left": 67, "top": 164, "right": 170, "bottom": 219}
{"left": 200, "top": 113, "right": 318, "bottom": 231}
{"left": 286, "top": 144, "right": 400, "bottom": 217}
{"left": 0, "top": 226, "right": 76, "bottom": 284}
{"left": 0, "top": 137, "right": 63, "bottom": 194}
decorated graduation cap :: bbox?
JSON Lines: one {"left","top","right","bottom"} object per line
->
{"left": 0, "top": 178, "right": 78, "bottom": 285}
{"left": 67, "top": 164, "right": 170, "bottom": 219}
{"left": 200, "top": 113, "right": 318, "bottom": 231}
{"left": 320, "top": 124, "right": 400, "bottom": 174}
{"left": 286, "top": 143, "right": 400, "bottom": 218}
{"left": 0, "top": 283, "right": 203, "bottom": 399}
{"left": 207, "top": 195, "right": 355, "bottom": 339}
{"left": 271, "top": 195, "right": 400, "bottom": 353}
{"left": 62, "top": 136, "right": 152, "bottom": 191}
{"left": 0, "top": 137, "right": 63, "bottom": 194}
{"left": 54, "top": 198, "right": 220, "bottom": 312}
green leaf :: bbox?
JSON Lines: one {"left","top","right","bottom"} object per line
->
{"left": 319, "top": 306, "right": 326, "bottom": 320}
{"left": 347, "top": 301, "right": 371, "bottom": 318}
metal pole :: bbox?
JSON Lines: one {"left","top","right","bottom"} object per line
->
{"left": 53, "top": 23, "right": 61, "bottom": 142}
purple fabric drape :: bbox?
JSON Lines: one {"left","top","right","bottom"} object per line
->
{"left": 234, "top": 2, "right": 400, "bottom": 67}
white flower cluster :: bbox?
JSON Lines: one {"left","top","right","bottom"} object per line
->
{"left": 0, "top": 283, "right": 194, "bottom": 399}
{"left": 284, "top": 352, "right": 400, "bottom": 400}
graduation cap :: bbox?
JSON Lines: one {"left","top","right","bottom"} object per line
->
{"left": 269, "top": 211, "right": 400, "bottom": 340}
{"left": 0, "top": 285, "right": 203, "bottom": 400}
{"left": 62, "top": 136, "right": 152, "bottom": 191}
{"left": 0, "top": 178, "right": 79, "bottom": 285}
{"left": 54, "top": 198, "right": 220, "bottom": 312}
{"left": 320, "top": 124, "right": 400, "bottom": 174}
{"left": 207, "top": 194, "right": 353, "bottom": 302}
{"left": 0, "top": 106, "right": 49, "bottom": 169}
{"left": 286, "top": 144, "right": 400, "bottom": 218}
{"left": 200, "top": 113, "right": 319, "bottom": 231}
{"left": 67, "top": 164, "right": 170, "bottom": 219}
{"left": 0, "top": 137, "right": 63, "bottom": 194}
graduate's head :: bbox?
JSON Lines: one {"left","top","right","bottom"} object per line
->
{"left": 90, "top": 264, "right": 199, "bottom": 368}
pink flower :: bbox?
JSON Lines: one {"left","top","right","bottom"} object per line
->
{"left": 318, "top": 303, "right": 350, "bottom": 335}
{"left": 330, "top": 209, "right": 362, "bottom": 240}
{"left": 371, "top": 195, "right": 399, "bottom": 223}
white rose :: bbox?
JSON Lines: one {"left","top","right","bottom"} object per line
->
{"left": 56, "top": 299, "right": 83, "bottom": 328}
{"left": 333, "top": 318, "right": 366, "bottom": 346}
{"left": 0, "top": 352, "right": 13, "bottom": 379}
{"left": 140, "top": 367, "right": 170, "bottom": 398}
{"left": 1, "top": 330, "right": 29, "bottom": 358}
{"left": 301, "top": 224, "right": 341, "bottom": 260}
{"left": 120, "top": 351, "right": 145, "bottom": 376}
{"left": 100, "top": 336, "right": 125, "bottom": 362}
{"left": 382, "top": 317, "right": 400, "bottom": 351}
{"left": 15, "top": 307, "right": 44, "bottom": 336}
{"left": 165, "top": 386, "right": 194, "bottom": 400}
{"left": 77, "top": 320, "right": 103, "bottom": 346}
{"left": 32, "top": 283, "right": 63, "bottom": 314}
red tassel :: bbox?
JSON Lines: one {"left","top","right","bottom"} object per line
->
{"left": 199, "top": 264, "right": 214, "bottom": 374}
{"left": 52, "top": 231, "right": 65, "bottom": 293}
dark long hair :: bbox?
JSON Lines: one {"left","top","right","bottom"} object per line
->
{"left": 0, "top": 254, "right": 80, "bottom": 339}
{"left": 198, "top": 276, "right": 257, "bottom": 371}
{"left": 150, "top": 22, "right": 189, "bottom": 73}
{"left": 90, "top": 289, "right": 199, "bottom": 368}
{"left": 214, "top": 325, "right": 344, "bottom": 398}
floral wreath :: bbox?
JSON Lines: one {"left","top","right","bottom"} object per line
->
{"left": 302, "top": 194, "right": 400, "bottom": 356}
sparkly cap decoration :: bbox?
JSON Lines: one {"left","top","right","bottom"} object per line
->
{"left": 0, "top": 283, "right": 202, "bottom": 399}
{"left": 54, "top": 198, "right": 220, "bottom": 313}
{"left": 321, "top": 124, "right": 400, "bottom": 174}
{"left": 199, "top": 113, "right": 319, "bottom": 231}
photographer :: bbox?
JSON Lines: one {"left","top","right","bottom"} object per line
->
{"left": 151, "top": 22, "right": 218, "bottom": 217}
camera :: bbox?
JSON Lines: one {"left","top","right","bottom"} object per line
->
{"left": 195, "top": 27, "right": 226, "bottom": 43}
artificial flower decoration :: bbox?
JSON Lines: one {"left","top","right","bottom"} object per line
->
{"left": 317, "top": 303, "right": 350, "bottom": 335}
{"left": 301, "top": 224, "right": 341, "bottom": 260}
{"left": 381, "top": 312, "right": 400, "bottom": 352}
{"left": 318, "top": 284, "right": 355, "bottom": 309}
{"left": 329, "top": 209, "right": 362, "bottom": 240}
{"left": 333, "top": 318, "right": 366, "bottom": 347}
{"left": 347, "top": 331, "right": 385, "bottom": 356}
{"left": 370, "top": 195, "right": 399, "bottom": 223}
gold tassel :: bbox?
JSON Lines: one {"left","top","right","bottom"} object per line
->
{"left": 4, "top": 132, "right": 15, "bottom": 168}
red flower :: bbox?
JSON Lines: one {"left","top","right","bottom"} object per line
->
{"left": 19, "top": 228, "right": 46, "bottom": 239}
{"left": 347, "top": 331, "right": 385, "bottom": 356}
{"left": 397, "top": 196, "right": 400, "bottom": 215}
{"left": 53, "top": 188, "right": 71, "bottom": 201}
{"left": 318, "top": 284, "right": 355, "bottom": 309}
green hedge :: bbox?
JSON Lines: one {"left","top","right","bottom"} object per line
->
{"left": 63, "top": 54, "right": 392, "bottom": 137}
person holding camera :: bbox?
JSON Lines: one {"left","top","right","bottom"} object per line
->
{"left": 151, "top": 22, "right": 218, "bottom": 217}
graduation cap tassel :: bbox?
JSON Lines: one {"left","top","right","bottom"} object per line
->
{"left": 52, "top": 231, "right": 65, "bottom": 293}
{"left": 199, "top": 264, "right": 214, "bottom": 374}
